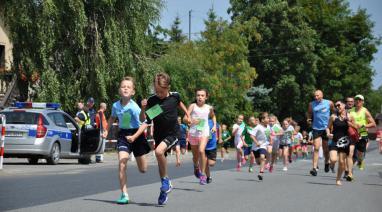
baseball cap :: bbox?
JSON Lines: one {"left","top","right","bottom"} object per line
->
{"left": 354, "top": 94, "right": 364, "bottom": 101}
{"left": 87, "top": 97, "right": 95, "bottom": 104}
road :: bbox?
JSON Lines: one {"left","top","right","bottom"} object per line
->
{"left": 0, "top": 143, "right": 381, "bottom": 212}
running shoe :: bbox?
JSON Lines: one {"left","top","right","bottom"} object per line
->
{"left": 346, "top": 175, "right": 354, "bottom": 182}
{"left": 258, "top": 173, "right": 263, "bottom": 181}
{"left": 343, "top": 171, "right": 349, "bottom": 179}
{"left": 116, "top": 193, "right": 129, "bottom": 204}
{"left": 283, "top": 166, "right": 288, "bottom": 171}
{"left": 207, "top": 177, "right": 212, "bottom": 184}
{"left": 248, "top": 167, "right": 254, "bottom": 173}
{"left": 199, "top": 175, "right": 207, "bottom": 185}
{"left": 269, "top": 165, "right": 273, "bottom": 173}
{"left": 324, "top": 163, "right": 330, "bottom": 173}
{"left": 310, "top": 168, "right": 317, "bottom": 176}
{"left": 158, "top": 191, "right": 168, "bottom": 205}
{"left": 359, "top": 161, "right": 365, "bottom": 170}
{"left": 330, "top": 165, "right": 335, "bottom": 173}
{"left": 160, "top": 177, "right": 173, "bottom": 193}
{"left": 194, "top": 166, "right": 201, "bottom": 179}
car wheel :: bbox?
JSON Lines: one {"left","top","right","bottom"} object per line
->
{"left": 47, "top": 142, "right": 60, "bottom": 165}
{"left": 28, "top": 157, "right": 39, "bottom": 164}
{"left": 78, "top": 155, "right": 91, "bottom": 164}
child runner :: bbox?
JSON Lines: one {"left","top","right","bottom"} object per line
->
{"left": 178, "top": 116, "right": 189, "bottom": 155}
{"left": 220, "top": 124, "right": 232, "bottom": 162}
{"left": 242, "top": 116, "right": 257, "bottom": 172}
{"left": 250, "top": 112, "right": 271, "bottom": 180}
{"left": 205, "top": 113, "right": 219, "bottom": 183}
{"left": 292, "top": 126, "right": 303, "bottom": 161}
{"left": 126, "top": 72, "right": 190, "bottom": 205}
{"left": 187, "top": 89, "right": 216, "bottom": 185}
{"left": 279, "top": 119, "right": 295, "bottom": 171}
{"left": 301, "top": 130, "right": 309, "bottom": 159}
{"left": 269, "top": 114, "right": 282, "bottom": 172}
{"left": 232, "top": 114, "right": 246, "bottom": 171}
{"left": 105, "top": 77, "right": 151, "bottom": 204}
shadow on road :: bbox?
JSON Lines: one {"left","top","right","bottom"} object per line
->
{"left": 363, "top": 183, "right": 382, "bottom": 187}
{"left": 306, "top": 181, "right": 336, "bottom": 186}
{"left": 235, "top": 178, "right": 261, "bottom": 182}
{"left": 173, "top": 187, "right": 203, "bottom": 192}
{"left": 84, "top": 198, "right": 161, "bottom": 207}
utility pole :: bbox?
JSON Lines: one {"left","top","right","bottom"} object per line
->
{"left": 188, "top": 10, "right": 192, "bottom": 41}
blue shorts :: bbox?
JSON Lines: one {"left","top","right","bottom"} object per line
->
{"left": 117, "top": 129, "right": 151, "bottom": 157}
{"left": 244, "top": 147, "right": 252, "bottom": 156}
{"left": 252, "top": 149, "right": 267, "bottom": 158}
{"left": 179, "top": 139, "right": 187, "bottom": 149}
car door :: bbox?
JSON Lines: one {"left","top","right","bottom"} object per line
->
{"left": 47, "top": 113, "right": 72, "bottom": 154}
{"left": 79, "top": 125, "right": 103, "bottom": 154}
{"left": 62, "top": 113, "right": 80, "bottom": 153}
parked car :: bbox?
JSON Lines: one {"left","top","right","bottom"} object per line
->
{"left": 0, "top": 102, "right": 103, "bottom": 164}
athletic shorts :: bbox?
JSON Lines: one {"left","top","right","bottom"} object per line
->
{"left": 355, "top": 137, "right": 368, "bottom": 152}
{"left": 179, "top": 139, "right": 187, "bottom": 149}
{"left": 312, "top": 129, "right": 328, "bottom": 140}
{"left": 244, "top": 147, "right": 252, "bottom": 156}
{"left": 223, "top": 142, "right": 230, "bottom": 149}
{"left": 117, "top": 129, "right": 151, "bottom": 157}
{"left": 205, "top": 148, "right": 217, "bottom": 161}
{"left": 252, "top": 149, "right": 267, "bottom": 158}
{"left": 189, "top": 135, "right": 207, "bottom": 146}
{"left": 279, "top": 144, "right": 290, "bottom": 149}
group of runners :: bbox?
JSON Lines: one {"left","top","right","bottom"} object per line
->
{"left": 102, "top": 72, "right": 378, "bottom": 206}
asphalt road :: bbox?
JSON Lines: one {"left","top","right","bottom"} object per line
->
{"left": 1, "top": 143, "right": 381, "bottom": 212}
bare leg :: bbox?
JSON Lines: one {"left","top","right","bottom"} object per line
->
{"left": 336, "top": 152, "right": 346, "bottom": 185}
{"left": 118, "top": 152, "right": 129, "bottom": 194}
{"left": 198, "top": 137, "right": 208, "bottom": 175}
{"left": 155, "top": 142, "right": 168, "bottom": 178}
{"left": 313, "top": 137, "right": 321, "bottom": 169}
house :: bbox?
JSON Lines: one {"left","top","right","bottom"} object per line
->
{"left": 0, "top": 10, "right": 13, "bottom": 72}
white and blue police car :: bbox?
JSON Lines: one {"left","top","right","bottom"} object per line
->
{"left": 0, "top": 102, "right": 103, "bottom": 164}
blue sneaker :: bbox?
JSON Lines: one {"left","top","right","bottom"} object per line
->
{"left": 160, "top": 177, "right": 173, "bottom": 193}
{"left": 158, "top": 191, "right": 168, "bottom": 205}
{"left": 116, "top": 193, "right": 129, "bottom": 204}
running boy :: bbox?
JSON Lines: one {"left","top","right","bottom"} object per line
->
{"left": 105, "top": 77, "right": 151, "bottom": 204}
{"left": 232, "top": 114, "right": 245, "bottom": 171}
{"left": 242, "top": 116, "right": 257, "bottom": 172}
{"left": 126, "top": 73, "right": 190, "bottom": 205}
{"left": 220, "top": 124, "right": 232, "bottom": 161}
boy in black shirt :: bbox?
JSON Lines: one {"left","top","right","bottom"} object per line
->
{"left": 126, "top": 72, "right": 190, "bottom": 205}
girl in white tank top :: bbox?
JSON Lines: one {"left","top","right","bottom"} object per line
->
{"left": 187, "top": 89, "right": 216, "bottom": 185}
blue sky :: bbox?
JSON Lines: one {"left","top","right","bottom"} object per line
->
{"left": 160, "top": 0, "right": 382, "bottom": 89}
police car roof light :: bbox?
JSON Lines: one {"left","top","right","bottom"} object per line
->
{"left": 15, "top": 102, "right": 61, "bottom": 109}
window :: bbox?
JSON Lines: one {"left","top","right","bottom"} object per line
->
{"left": 48, "top": 113, "right": 68, "bottom": 128}
{"left": 0, "top": 45, "right": 5, "bottom": 69}
{"left": 0, "top": 112, "right": 49, "bottom": 125}
{"left": 63, "top": 114, "right": 78, "bottom": 131}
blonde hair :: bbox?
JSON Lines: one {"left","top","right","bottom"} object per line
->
{"left": 154, "top": 72, "right": 171, "bottom": 88}
{"left": 120, "top": 76, "right": 135, "bottom": 88}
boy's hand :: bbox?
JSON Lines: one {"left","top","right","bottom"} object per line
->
{"left": 126, "top": 135, "right": 136, "bottom": 143}
{"left": 141, "top": 99, "right": 148, "bottom": 110}
{"left": 211, "top": 126, "right": 216, "bottom": 133}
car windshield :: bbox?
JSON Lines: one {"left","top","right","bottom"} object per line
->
{"left": 0, "top": 111, "right": 46, "bottom": 125}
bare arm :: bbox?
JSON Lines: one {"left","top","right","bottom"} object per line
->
{"left": 365, "top": 109, "right": 376, "bottom": 128}
{"left": 326, "top": 115, "right": 334, "bottom": 139}
{"left": 210, "top": 107, "right": 217, "bottom": 132}
{"left": 179, "top": 101, "right": 191, "bottom": 124}
{"left": 126, "top": 123, "right": 149, "bottom": 143}
{"left": 104, "top": 116, "right": 116, "bottom": 138}
{"left": 307, "top": 103, "right": 313, "bottom": 123}
{"left": 139, "top": 99, "right": 147, "bottom": 122}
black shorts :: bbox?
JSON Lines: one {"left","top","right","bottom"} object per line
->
{"left": 205, "top": 148, "right": 217, "bottom": 161}
{"left": 279, "top": 144, "right": 290, "bottom": 149}
{"left": 355, "top": 137, "right": 368, "bottom": 152}
{"left": 223, "top": 142, "right": 230, "bottom": 150}
{"left": 328, "top": 141, "right": 349, "bottom": 155}
{"left": 252, "top": 149, "right": 267, "bottom": 158}
{"left": 312, "top": 129, "right": 328, "bottom": 140}
{"left": 117, "top": 129, "right": 151, "bottom": 157}
{"left": 155, "top": 135, "right": 179, "bottom": 150}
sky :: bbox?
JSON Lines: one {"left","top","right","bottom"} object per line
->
{"left": 160, "top": 0, "right": 382, "bottom": 89}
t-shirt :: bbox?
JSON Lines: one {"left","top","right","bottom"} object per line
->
{"left": 222, "top": 130, "right": 231, "bottom": 143}
{"left": 242, "top": 125, "right": 255, "bottom": 147}
{"left": 250, "top": 124, "right": 269, "bottom": 151}
{"left": 312, "top": 99, "right": 331, "bottom": 130}
{"left": 233, "top": 123, "right": 245, "bottom": 144}
{"left": 280, "top": 125, "right": 294, "bottom": 145}
{"left": 111, "top": 99, "right": 141, "bottom": 129}
{"left": 88, "top": 107, "right": 96, "bottom": 126}
{"left": 145, "top": 92, "right": 181, "bottom": 142}
{"left": 206, "top": 119, "right": 219, "bottom": 150}
{"left": 178, "top": 123, "right": 188, "bottom": 141}
{"left": 293, "top": 132, "right": 303, "bottom": 145}
{"left": 270, "top": 124, "right": 282, "bottom": 142}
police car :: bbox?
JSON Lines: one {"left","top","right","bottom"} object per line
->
{"left": 0, "top": 102, "right": 103, "bottom": 164}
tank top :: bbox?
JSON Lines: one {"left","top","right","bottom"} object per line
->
{"left": 189, "top": 104, "right": 211, "bottom": 137}
{"left": 312, "top": 99, "right": 331, "bottom": 130}
{"left": 349, "top": 107, "right": 367, "bottom": 136}
{"left": 332, "top": 116, "right": 348, "bottom": 142}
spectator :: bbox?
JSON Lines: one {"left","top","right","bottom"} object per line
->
{"left": 95, "top": 102, "right": 108, "bottom": 163}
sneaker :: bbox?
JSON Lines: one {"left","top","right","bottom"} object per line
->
{"left": 236, "top": 164, "right": 241, "bottom": 172}
{"left": 310, "top": 168, "right": 317, "bottom": 176}
{"left": 324, "top": 163, "right": 330, "bottom": 173}
{"left": 316, "top": 166, "right": 319, "bottom": 170}
{"left": 346, "top": 175, "right": 354, "bottom": 182}
{"left": 248, "top": 167, "right": 254, "bottom": 173}
{"left": 269, "top": 165, "right": 273, "bottom": 173}
{"left": 206, "top": 177, "right": 212, "bottom": 184}
{"left": 116, "top": 193, "right": 129, "bottom": 204}
{"left": 158, "top": 191, "right": 168, "bottom": 205}
{"left": 258, "top": 173, "right": 263, "bottom": 181}
{"left": 289, "top": 158, "right": 292, "bottom": 164}
{"left": 330, "top": 165, "right": 335, "bottom": 173}
{"left": 199, "top": 175, "right": 207, "bottom": 185}
{"left": 283, "top": 166, "right": 288, "bottom": 171}
{"left": 343, "top": 171, "right": 349, "bottom": 179}
{"left": 194, "top": 167, "right": 201, "bottom": 179}
{"left": 160, "top": 177, "right": 173, "bottom": 193}
{"left": 359, "top": 161, "right": 365, "bottom": 170}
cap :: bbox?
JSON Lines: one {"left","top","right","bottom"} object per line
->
{"left": 87, "top": 97, "right": 95, "bottom": 104}
{"left": 354, "top": 94, "right": 364, "bottom": 101}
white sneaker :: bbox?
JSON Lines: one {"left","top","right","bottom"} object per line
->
{"left": 283, "top": 167, "right": 288, "bottom": 171}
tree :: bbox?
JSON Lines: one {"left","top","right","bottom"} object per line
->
{"left": 168, "top": 15, "right": 187, "bottom": 43}
{"left": 4, "top": 0, "right": 162, "bottom": 113}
